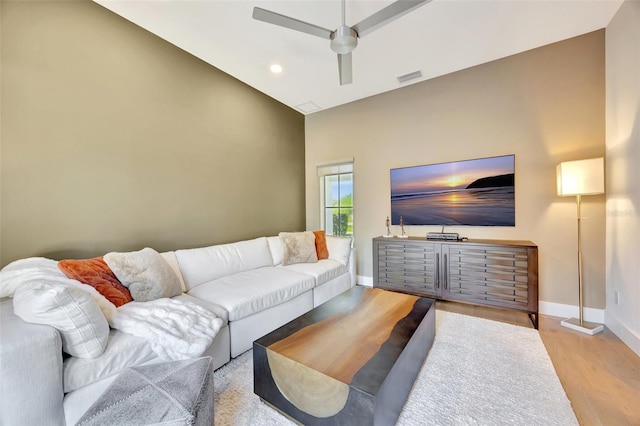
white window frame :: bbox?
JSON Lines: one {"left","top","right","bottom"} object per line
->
{"left": 317, "top": 159, "right": 354, "bottom": 237}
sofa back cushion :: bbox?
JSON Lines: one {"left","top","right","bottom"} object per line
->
{"left": 175, "top": 237, "right": 273, "bottom": 290}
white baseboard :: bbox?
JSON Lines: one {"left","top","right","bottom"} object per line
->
{"left": 538, "top": 301, "right": 605, "bottom": 323}
{"left": 357, "top": 275, "right": 373, "bottom": 287}
{"left": 605, "top": 312, "right": 640, "bottom": 357}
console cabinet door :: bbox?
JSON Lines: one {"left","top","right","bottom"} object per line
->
{"left": 443, "top": 244, "right": 532, "bottom": 311}
{"left": 374, "top": 239, "right": 441, "bottom": 297}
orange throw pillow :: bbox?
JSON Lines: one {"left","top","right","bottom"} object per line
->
{"left": 313, "top": 230, "right": 329, "bottom": 260}
{"left": 58, "top": 257, "right": 133, "bottom": 307}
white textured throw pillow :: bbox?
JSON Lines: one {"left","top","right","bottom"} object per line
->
{"left": 266, "top": 236, "right": 284, "bottom": 266}
{"left": 104, "top": 247, "right": 182, "bottom": 302}
{"left": 326, "top": 236, "right": 352, "bottom": 265}
{"left": 13, "top": 283, "right": 109, "bottom": 358}
{"left": 279, "top": 231, "right": 318, "bottom": 266}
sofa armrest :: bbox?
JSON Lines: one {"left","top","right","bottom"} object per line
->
{"left": 348, "top": 248, "right": 356, "bottom": 287}
{"left": 0, "top": 299, "right": 65, "bottom": 426}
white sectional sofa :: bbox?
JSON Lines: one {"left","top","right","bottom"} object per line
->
{"left": 0, "top": 233, "right": 355, "bottom": 426}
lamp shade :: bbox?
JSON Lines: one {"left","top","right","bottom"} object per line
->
{"left": 556, "top": 157, "right": 605, "bottom": 196}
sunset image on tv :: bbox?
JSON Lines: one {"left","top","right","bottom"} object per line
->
{"left": 390, "top": 155, "right": 515, "bottom": 226}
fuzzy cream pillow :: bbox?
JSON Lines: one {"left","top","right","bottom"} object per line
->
{"left": 279, "top": 231, "right": 318, "bottom": 266}
{"left": 104, "top": 248, "right": 182, "bottom": 302}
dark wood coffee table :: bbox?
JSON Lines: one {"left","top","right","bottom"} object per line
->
{"left": 253, "top": 286, "right": 436, "bottom": 425}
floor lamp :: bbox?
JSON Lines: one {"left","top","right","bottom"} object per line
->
{"left": 556, "top": 157, "right": 605, "bottom": 335}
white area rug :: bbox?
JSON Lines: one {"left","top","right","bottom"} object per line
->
{"left": 213, "top": 311, "right": 578, "bottom": 425}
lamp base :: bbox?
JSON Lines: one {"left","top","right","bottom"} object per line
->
{"left": 560, "top": 317, "right": 604, "bottom": 335}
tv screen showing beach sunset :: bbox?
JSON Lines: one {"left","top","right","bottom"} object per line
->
{"left": 390, "top": 155, "right": 515, "bottom": 226}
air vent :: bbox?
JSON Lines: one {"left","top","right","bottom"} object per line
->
{"left": 397, "top": 70, "right": 423, "bottom": 84}
{"left": 295, "top": 101, "right": 321, "bottom": 114}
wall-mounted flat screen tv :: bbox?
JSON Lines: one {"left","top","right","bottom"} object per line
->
{"left": 390, "top": 154, "right": 515, "bottom": 226}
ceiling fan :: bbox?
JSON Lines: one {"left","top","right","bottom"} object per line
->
{"left": 252, "top": 0, "right": 431, "bottom": 85}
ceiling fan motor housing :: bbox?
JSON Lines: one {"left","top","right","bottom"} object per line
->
{"left": 330, "top": 25, "right": 358, "bottom": 54}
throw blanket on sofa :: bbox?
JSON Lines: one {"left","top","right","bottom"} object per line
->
{"left": 0, "top": 257, "right": 117, "bottom": 319}
{"left": 109, "top": 298, "right": 223, "bottom": 361}
{"left": 1, "top": 257, "right": 223, "bottom": 361}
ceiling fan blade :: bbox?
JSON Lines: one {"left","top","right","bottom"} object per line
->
{"left": 338, "top": 53, "right": 353, "bottom": 86}
{"left": 252, "top": 7, "right": 333, "bottom": 40}
{"left": 352, "top": 0, "right": 432, "bottom": 38}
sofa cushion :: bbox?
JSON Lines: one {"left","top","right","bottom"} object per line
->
{"left": 176, "top": 237, "right": 273, "bottom": 290}
{"left": 58, "top": 257, "right": 133, "bottom": 307}
{"left": 104, "top": 248, "right": 183, "bottom": 302}
{"left": 280, "top": 231, "right": 318, "bottom": 266}
{"left": 63, "top": 330, "right": 156, "bottom": 393}
{"left": 326, "top": 236, "right": 352, "bottom": 265}
{"left": 187, "top": 267, "right": 315, "bottom": 322}
{"left": 13, "top": 283, "right": 109, "bottom": 358}
{"left": 282, "top": 259, "right": 347, "bottom": 286}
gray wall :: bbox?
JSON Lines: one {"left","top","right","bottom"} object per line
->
{"left": 605, "top": 0, "right": 640, "bottom": 355}
{"left": 0, "top": 0, "right": 305, "bottom": 266}
{"left": 306, "top": 31, "right": 606, "bottom": 310}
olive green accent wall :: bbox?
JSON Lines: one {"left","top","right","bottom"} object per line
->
{"left": 306, "top": 31, "right": 606, "bottom": 309}
{"left": 0, "top": 0, "right": 305, "bottom": 266}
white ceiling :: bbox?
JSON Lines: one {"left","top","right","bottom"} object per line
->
{"left": 93, "top": 0, "right": 623, "bottom": 114}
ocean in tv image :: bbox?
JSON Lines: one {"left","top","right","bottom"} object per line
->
{"left": 390, "top": 155, "right": 515, "bottom": 226}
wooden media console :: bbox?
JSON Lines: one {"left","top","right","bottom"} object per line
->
{"left": 373, "top": 237, "right": 539, "bottom": 328}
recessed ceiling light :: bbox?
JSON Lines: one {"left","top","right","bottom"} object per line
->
{"left": 270, "top": 64, "right": 283, "bottom": 74}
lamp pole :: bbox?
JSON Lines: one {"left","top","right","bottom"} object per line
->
{"left": 576, "top": 194, "right": 584, "bottom": 326}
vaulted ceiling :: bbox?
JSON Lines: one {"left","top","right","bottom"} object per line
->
{"left": 94, "top": 0, "right": 623, "bottom": 114}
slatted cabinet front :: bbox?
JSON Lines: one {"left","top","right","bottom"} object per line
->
{"left": 444, "top": 244, "right": 531, "bottom": 310}
{"left": 373, "top": 237, "right": 539, "bottom": 328}
{"left": 375, "top": 240, "right": 440, "bottom": 298}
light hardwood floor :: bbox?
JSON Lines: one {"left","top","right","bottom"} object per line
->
{"left": 436, "top": 301, "right": 640, "bottom": 426}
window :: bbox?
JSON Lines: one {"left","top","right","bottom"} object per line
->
{"left": 318, "top": 160, "right": 353, "bottom": 237}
